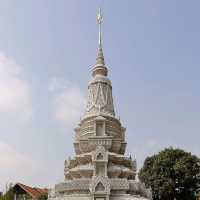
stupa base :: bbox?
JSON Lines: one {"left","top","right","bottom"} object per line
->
{"left": 49, "top": 194, "right": 150, "bottom": 200}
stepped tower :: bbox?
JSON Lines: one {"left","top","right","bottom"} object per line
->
{"left": 49, "top": 9, "right": 152, "bottom": 200}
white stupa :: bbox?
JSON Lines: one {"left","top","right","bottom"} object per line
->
{"left": 49, "top": 9, "right": 152, "bottom": 200}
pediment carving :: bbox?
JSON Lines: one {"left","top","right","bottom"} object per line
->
{"left": 92, "top": 145, "right": 108, "bottom": 162}
{"left": 90, "top": 176, "right": 110, "bottom": 194}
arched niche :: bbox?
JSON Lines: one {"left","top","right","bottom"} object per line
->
{"left": 97, "top": 153, "right": 103, "bottom": 160}
{"left": 95, "top": 182, "right": 105, "bottom": 192}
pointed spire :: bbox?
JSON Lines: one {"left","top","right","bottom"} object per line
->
{"left": 96, "top": 8, "right": 105, "bottom": 66}
{"left": 97, "top": 8, "right": 103, "bottom": 46}
{"left": 92, "top": 8, "right": 107, "bottom": 77}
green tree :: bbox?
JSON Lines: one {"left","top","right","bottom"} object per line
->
{"left": 38, "top": 193, "right": 48, "bottom": 200}
{"left": 0, "top": 184, "right": 14, "bottom": 200}
{"left": 139, "top": 147, "right": 200, "bottom": 200}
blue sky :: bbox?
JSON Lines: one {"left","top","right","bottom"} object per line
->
{"left": 0, "top": 0, "right": 200, "bottom": 191}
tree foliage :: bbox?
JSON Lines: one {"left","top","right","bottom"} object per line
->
{"left": 38, "top": 193, "right": 48, "bottom": 200}
{"left": 0, "top": 184, "right": 14, "bottom": 200}
{"left": 139, "top": 147, "right": 200, "bottom": 200}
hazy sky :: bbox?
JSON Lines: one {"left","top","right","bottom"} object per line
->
{"left": 0, "top": 0, "right": 200, "bottom": 191}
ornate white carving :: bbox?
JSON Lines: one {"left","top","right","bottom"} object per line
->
{"left": 64, "top": 159, "right": 70, "bottom": 174}
{"left": 55, "top": 179, "right": 90, "bottom": 192}
{"left": 108, "top": 163, "right": 135, "bottom": 179}
{"left": 85, "top": 78, "right": 115, "bottom": 118}
{"left": 50, "top": 10, "right": 152, "bottom": 200}
{"left": 92, "top": 145, "right": 107, "bottom": 162}
{"left": 89, "top": 137, "right": 112, "bottom": 151}
{"left": 90, "top": 176, "right": 111, "bottom": 194}
{"left": 110, "top": 178, "right": 129, "bottom": 190}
